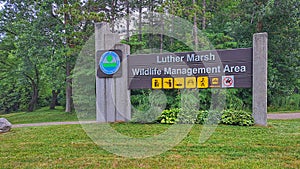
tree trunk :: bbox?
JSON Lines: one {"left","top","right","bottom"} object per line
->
{"left": 138, "top": 0, "right": 142, "bottom": 42}
{"left": 126, "top": 0, "right": 130, "bottom": 42}
{"left": 50, "top": 90, "right": 59, "bottom": 109}
{"left": 256, "top": 20, "right": 263, "bottom": 32}
{"left": 170, "top": 0, "right": 174, "bottom": 46}
{"left": 160, "top": 12, "right": 164, "bottom": 53}
{"left": 202, "top": 0, "right": 206, "bottom": 30}
{"left": 149, "top": 1, "right": 154, "bottom": 51}
{"left": 65, "top": 60, "right": 73, "bottom": 112}
{"left": 27, "top": 65, "right": 39, "bottom": 112}
{"left": 28, "top": 83, "right": 38, "bottom": 112}
{"left": 64, "top": 0, "right": 73, "bottom": 113}
{"left": 193, "top": 0, "right": 198, "bottom": 50}
{"left": 111, "top": 0, "right": 116, "bottom": 33}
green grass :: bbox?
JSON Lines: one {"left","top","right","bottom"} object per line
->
{"left": 0, "top": 120, "right": 299, "bottom": 168}
{"left": 0, "top": 107, "right": 78, "bottom": 124}
{"left": 268, "top": 110, "right": 300, "bottom": 114}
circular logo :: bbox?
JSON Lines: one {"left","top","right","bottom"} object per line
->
{"left": 99, "top": 51, "right": 121, "bottom": 75}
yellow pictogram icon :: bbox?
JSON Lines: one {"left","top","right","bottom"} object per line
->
{"left": 197, "top": 76, "right": 209, "bottom": 88}
{"left": 210, "top": 77, "right": 221, "bottom": 88}
{"left": 152, "top": 78, "right": 162, "bottom": 89}
{"left": 163, "top": 78, "right": 173, "bottom": 89}
{"left": 211, "top": 77, "right": 219, "bottom": 85}
{"left": 174, "top": 78, "right": 185, "bottom": 89}
{"left": 185, "top": 77, "right": 197, "bottom": 88}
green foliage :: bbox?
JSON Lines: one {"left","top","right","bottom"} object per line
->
{"left": 72, "top": 35, "right": 96, "bottom": 119}
{"left": 0, "top": 0, "right": 105, "bottom": 113}
{"left": 195, "top": 110, "right": 209, "bottom": 124}
{"left": 206, "top": 33, "right": 238, "bottom": 49}
{"left": 157, "top": 108, "right": 254, "bottom": 126}
{"left": 158, "top": 108, "right": 180, "bottom": 124}
{"left": 226, "top": 89, "right": 252, "bottom": 110}
{"left": 177, "top": 90, "right": 199, "bottom": 124}
{"left": 268, "top": 94, "right": 300, "bottom": 112}
{"left": 131, "top": 90, "right": 167, "bottom": 123}
{"left": 221, "top": 109, "right": 254, "bottom": 126}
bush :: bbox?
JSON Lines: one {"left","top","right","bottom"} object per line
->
{"left": 158, "top": 108, "right": 201, "bottom": 124}
{"left": 158, "top": 108, "right": 180, "bottom": 124}
{"left": 195, "top": 110, "right": 209, "bottom": 124}
{"left": 157, "top": 109, "right": 254, "bottom": 126}
{"left": 221, "top": 109, "right": 254, "bottom": 126}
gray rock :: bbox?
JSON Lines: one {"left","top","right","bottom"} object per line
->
{"left": 0, "top": 118, "right": 12, "bottom": 133}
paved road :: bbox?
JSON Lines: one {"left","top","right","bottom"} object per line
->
{"left": 267, "top": 113, "right": 300, "bottom": 120}
{"left": 11, "top": 113, "right": 300, "bottom": 128}
{"left": 12, "top": 121, "right": 97, "bottom": 128}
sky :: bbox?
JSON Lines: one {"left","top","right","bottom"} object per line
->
{"left": 0, "top": 2, "right": 5, "bottom": 10}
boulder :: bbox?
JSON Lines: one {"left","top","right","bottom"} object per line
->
{"left": 0, "top": 118, "right": 12, "bottom": 133}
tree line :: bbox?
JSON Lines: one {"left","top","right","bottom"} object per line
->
{"left": 0, "top": 0, "right": 299, "bottom": 113}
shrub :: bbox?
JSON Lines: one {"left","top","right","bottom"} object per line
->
{"left": 158, "top": 108, "right": 200, "bottom": 124}
{"left": 195, "top": 110, "right": 209, "bottom": 124}
{"left": 158, "top": 108, "right": 180, "bottom": 124}
{"left": 220, "top": 109, "right": 254, "bottom": 126}
{"left": 157, "top": 109, "right": 254, "bottom": 126}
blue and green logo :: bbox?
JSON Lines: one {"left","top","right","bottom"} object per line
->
{"left": 99, "top": 51, "right": 121, "bottom": 75}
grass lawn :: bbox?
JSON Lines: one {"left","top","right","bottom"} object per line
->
{"left": 268, "top": 110, "right": 300, "bottom": 114}
{"left": 0, "top": 119, "right": 299, "bottom": 168}
{"left": 0, "top": 107, "right": 78, "bottom": 124}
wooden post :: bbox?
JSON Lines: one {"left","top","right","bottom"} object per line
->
{"left": 95, "top": 22, "right": 131, "bottom": 122}
{"left": 253, "top": 32, "right": 268, "bottom": 126}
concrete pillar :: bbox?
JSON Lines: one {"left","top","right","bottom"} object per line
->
{"left": 95, "top": 22, "right": 131, "bottom": 122}
{"left": 252, "top": 32, "right": 268, "bottom": 126}
{"left": 115, "top": 44, "right": 131, "bottom": 121}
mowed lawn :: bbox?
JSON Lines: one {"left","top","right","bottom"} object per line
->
{"left": 0, "top": 119, "right": 299, "bottom": 168}
{"left": 0, "top": 107, "right": 78, "bottom": 124}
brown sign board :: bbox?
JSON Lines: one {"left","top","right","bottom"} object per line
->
{"left": 128, "top": 48, "right": 253, "bottom": 89}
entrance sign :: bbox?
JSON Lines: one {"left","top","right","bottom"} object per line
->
{"left": 128, "top": 48, "right": 252, "bottom": 89}
{"left": 92, "top": 21, "right": 268, "bottom": 160}
{"left": 95, "top": 22, "right": 267, "bottom": 127}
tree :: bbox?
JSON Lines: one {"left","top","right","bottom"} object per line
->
{"left": 0, "top": 35, "right": 22, "bottom": 113}
{"left": 0, "top": 0, "right": 105, "bottom": 113}
{"left": 53, "top": 0, "right": 105, "bottom": 112}
{"left": 0, "top": 0, "right": 53, "bottom": 111}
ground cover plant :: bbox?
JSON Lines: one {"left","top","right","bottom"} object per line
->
{"left": 157, "top": 109, "right": 254, "bottom": 126}
{"left": 0, "top": 119, "right": 299, "bottom": 168}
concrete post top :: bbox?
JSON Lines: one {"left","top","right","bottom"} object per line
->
{"left": 253, "top": 32, "right": 268, "bottom": 37}
{"left": 95, "top": 22, "right": 110, "bottom": 31}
